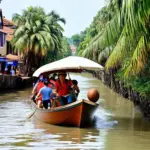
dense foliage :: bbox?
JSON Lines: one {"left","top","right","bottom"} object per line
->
{"left": 75, "top": 0, "right": 150, "bottom": 97}
{"left": 11, "top": 6, "right": 70, "bottom": 75}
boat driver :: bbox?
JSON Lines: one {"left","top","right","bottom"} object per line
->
{"left": 55, "top": 72, "right": 73, "bottom": 106}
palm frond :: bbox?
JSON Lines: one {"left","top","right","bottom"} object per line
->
{"left": 124, "top": 36, "right": 148, "bottom": 76}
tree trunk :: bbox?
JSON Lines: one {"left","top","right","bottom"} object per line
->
{"left": 24, "top": 51, "right": 34, "bottom": 76}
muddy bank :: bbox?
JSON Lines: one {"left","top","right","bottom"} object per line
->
{"left": 92, "top": 70, "right": 150, "bottom": 119}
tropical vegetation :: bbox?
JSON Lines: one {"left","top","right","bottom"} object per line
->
{"left": 75, "top": 0, "right": 150, "bottom": 97}
{"left": 42, "top": 36, "right": 72, "bottom": 65}
{"left": 11, "top": 6, "right": 71, "bottom": 76}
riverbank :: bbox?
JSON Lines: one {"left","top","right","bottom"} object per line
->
{"left": 92, "top": 70, "right": 150, "bottom": 120}
{"left": 0, "top": 75, "right": 33, "bottom": 93}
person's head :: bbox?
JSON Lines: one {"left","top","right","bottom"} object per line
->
{"left": 49, "top": 73, "right": 58, "bottom": 81}
{"left": 54, "top": 74, "right": 58, "bottom": 80}
{"left": 53, "top": 73, "right": 57, "bottom": 79}
{"left": 58, "top": 72, "right": 67, "bottom": 81}
{"left": 72, "top": 80, "right": 78, "bottom": 85}
{"left": 39, "top": 74, "right": 44, "bottom": 82}
{"left": 44, "top": 80, "right": 49, "bottom": 86}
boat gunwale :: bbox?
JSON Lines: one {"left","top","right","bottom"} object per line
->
{"left": 32, "top": 99, "right": 99, "bottom": 113}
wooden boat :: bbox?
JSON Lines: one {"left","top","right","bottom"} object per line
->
{"left": 31, "top": 99, "right": 99, "bottom": 128}
{"left": 31, "top": 56, "right": 103, "bottom": 127}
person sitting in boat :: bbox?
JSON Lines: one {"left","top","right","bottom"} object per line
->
{"left": 35, "top": 80, "right": 52, "bottom": 109}
{"left": 71, "top": 80, "right": 80, "bottom": 101}
{"left": 32, "top": 75, "right": 45, "bottom": 106}
{"left": 55, "top": 72, "right": 73, "bottom": 106}
{"left": 49, "top": 73, "right": 57, "bottom": 86}
{"left": 32, "top": 74, "right": 44, "bottom": 94}
{"left": 44, "top": 76, "right": 54, "bottom": 89}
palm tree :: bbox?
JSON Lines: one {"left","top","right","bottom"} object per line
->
{"left": 44, "top": 10, "right": 66, "bottom": 59}
{"left": 80, "top": 3, "right": 119, "bottom": 62}
{"left": 12, "top": 6, "right": 65, "bottom": 75}
{"left": 47, "top": 10, "right": 66, "bottom": 24}
{"left": 80, "top": 0, "right": 150, "bottom": 77}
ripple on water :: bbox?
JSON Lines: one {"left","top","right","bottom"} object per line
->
{"left": 0, "top": 96, "right": 106, "bottom": 150}
{"left": 2, "top": 73, "right": 150, "bottom": 150}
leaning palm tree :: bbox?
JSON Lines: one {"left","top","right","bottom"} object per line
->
{"left": 105, "top": 0, "right": 150, "bottom": 76}
{"left": 80, "top": 0, "right": 150, "bottom": 77}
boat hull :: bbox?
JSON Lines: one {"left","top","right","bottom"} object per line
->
{"left": 31, "top": 100, "right": 99, "bottom": 127}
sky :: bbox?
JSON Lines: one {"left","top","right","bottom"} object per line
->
{"left": 1, "top": 0, "right": 105, "bottom": 37}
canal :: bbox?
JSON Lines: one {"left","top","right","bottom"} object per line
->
{"left": 0, "top": 73, "right": 150, "bottom": 150}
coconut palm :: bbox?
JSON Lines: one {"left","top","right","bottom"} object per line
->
{"left": 12, "top": 6, "right": 65, "bottom": 75}
{"left": 79, "top": 0, "right": 150, "bottom": 77}
{"left": 105, "top": 0, "right": 150, "bottom": 76}
{"left": 80, "top": 3, "right": 120, "bottom": 62}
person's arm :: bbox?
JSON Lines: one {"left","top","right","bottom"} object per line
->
{"left": 50, "top": 92, "right": 55, "bottom": 101}
{"left": 50, "top": 93, "right": 53, "bottom": 100}
{"left": 55, "top": 81, "right": 59, "bottom": 96}
{"left": 32, "top": 82, "right": 38, "bottom": 94}
{"left": 35, "top": 89, "right": 42, "bottom": 99}
{"left": 50, "top": 89, "right": 55, "bottom": 102}
{"left": 68, "top": 80, "right": 72, "bottom": 87}
{"left": 76, "top": 86, "right": 80, "bottom": 93}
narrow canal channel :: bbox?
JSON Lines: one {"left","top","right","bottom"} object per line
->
{"left": 0, "top": 73, "right": 150, "bottom": 150}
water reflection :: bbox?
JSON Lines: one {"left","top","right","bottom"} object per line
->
{"left": 31, "top": 119, "right": 106, "bottom": 149}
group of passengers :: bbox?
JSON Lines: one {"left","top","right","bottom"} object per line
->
{"left": 32, "top": 72, "right": 80, "bottom": 109}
